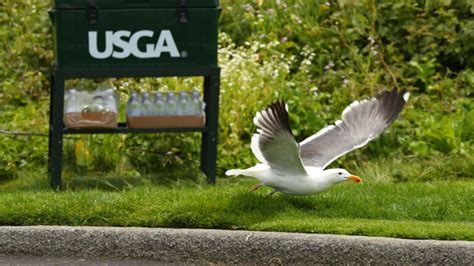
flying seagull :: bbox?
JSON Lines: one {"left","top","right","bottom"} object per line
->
{"left": 226, "top": 88, "right": 409, "bottom": 195}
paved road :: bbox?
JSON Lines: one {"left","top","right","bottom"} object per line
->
{"left": 0, "top": 226, "right": 473, "bottom": 264}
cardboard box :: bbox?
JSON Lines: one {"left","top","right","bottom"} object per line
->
{"left": 65, "top": 112, "right": 118, "bottom": 129}
{"left": 127, "top": 115, "right": 205, "bottom": 129}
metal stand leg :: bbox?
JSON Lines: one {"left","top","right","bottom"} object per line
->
{"left": 201, "top": 68, "right": 220, "bottom": 184}
{"left": 50, "top": 70, "right": 65, "bottom": 189}
{"left": 48, "top": 73, "right": 54, "bottom": 174}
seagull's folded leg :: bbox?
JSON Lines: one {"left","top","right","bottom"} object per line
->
{"left": 251, "top": 183, "right": 263, "bottom": 192}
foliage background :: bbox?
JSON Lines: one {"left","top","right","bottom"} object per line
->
{"left": 0, "top": 0, "right": 472, "bottom": 188}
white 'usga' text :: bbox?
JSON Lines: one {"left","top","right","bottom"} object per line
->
{"left": 88, "top": 30, "right": 180, "bottom": 59}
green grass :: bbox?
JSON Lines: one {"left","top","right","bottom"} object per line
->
{"left": 0, "top": 179, "right": 472, "bottom": 240}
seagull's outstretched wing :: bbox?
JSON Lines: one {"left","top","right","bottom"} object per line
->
{"left": 251, "top": 101, "right": 307, "bottom": 175}
{"left": 300, "top": 88, "right": 409, "bottom": 169}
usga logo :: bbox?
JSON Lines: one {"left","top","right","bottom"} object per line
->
{"left": 88, "top": 30, "right": 181, "bottom": 59}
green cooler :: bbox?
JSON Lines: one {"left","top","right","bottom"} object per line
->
{"left": 50, "top": 0, "right": 219, "bottom": 68}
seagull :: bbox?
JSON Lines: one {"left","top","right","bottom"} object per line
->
{"left": 226, "top": 88, "right": 409, "bottom": 195}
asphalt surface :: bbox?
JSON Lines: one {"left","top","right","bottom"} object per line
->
{"left": 0, "top": 226, "right": 473, "bottom": 264}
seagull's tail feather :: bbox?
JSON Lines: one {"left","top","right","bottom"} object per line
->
{"left": 225, "top": 169, "right": 245, "bottom": 176}
{"left": 225, "top": 164, "right": 270, "bottom": 181}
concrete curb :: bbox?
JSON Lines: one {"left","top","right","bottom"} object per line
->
{"left": 0, "top": 226, "right": 472, "bottom": 264}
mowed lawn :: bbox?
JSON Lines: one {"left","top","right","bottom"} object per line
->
{"left": 0, "top": 179, "right": 473, "bottom": 240}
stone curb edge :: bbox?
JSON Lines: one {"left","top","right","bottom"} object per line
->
{"left": 0, "top": 226, "right": 472, "bottom": 264}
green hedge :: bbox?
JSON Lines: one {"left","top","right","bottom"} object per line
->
{"left": 0, "top": 0, "right": 472, "bottom": 186}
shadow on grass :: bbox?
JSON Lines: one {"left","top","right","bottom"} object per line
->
{"left": 0, "top": 168, "right": 207, "bottom": 192}
{"left": 223, "top": 186, "right": 359, "bottom": 222}
{"left": 211, "top": 190, "right": 352, "bottom": 229}
{"left": 154, "top": 189, "right": 295, "bottom": 230}
{"left": 60, "top": 164, "right": 207, "bottom": 191}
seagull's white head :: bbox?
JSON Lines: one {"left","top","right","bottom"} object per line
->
{"left": 324, "top": 168, "right": 363, "bottom": 184}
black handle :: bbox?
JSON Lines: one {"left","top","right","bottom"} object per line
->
{"left": 178, "top": 0, "right": 188, "bottom": 23}
{"left": 87, "top": 0, "right": 98, "bottom": 26}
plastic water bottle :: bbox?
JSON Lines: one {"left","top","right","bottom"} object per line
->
{"left": 83, "top": 90, "right": 103, "bottom": 113}
{"left": 190, "top": 90, "right": 202, "bottom": 115}
{"left": 141, "top": 92, "right": 153, "bottom": 115}
{"left": 105, "top": 94, "right": 117, "bottom": 113}
{"left": 127, "top": 91, "right": 141, "bottom": 116}
{"left": 104, "top": 88, "right": 117, "bottom": 101}
{"left": 104, "top": 88, "right": 118, "bottom": 113}
{"left": 65, "top": 89, "right": 79, "bottom": 113}
{"left": 80, "top": 90, "right": 93, "bottom": 112}
{"left": 87, "top": 95, "right": 107, "bottom": 112}
{"left": 152, "top": 92, "right": 165, "bottom": 116}
{"left": 177, "top": 91, "right": 189, "bottom": 115}
{"left": 165, "top": 92, "right": 177, "bottom": 115}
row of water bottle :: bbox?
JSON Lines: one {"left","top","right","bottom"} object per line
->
{"left": 64, "top": 88, "right": 118, "bottom": 114}
{"left": 127, "top": 90, "right": 204, "bottom": 116}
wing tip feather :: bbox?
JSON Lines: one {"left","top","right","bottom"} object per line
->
{"left": 403, "top": 92, "right": 410, "bottom": 102}
{"left": 300, "top": 87, "right": 409, "bottom": 169}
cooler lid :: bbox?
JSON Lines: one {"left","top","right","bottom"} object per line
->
{"left": 52, "top": 0, "right": 219, "bottom": 9}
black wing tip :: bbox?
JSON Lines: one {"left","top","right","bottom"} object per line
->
{"left": 376, "top": 87, "right": 408, "bottom": 125}
{"left": 260, "top": 99, "right": 292, "bottom": 134}
{"left": 267, "top": 100, "right": 286, "bottom": 110}
{"left": 376, "top": 87, "right": 408, "bottom": 102}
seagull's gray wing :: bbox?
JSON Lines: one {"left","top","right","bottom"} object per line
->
{"left": 251, "top": 101, "right": 307, "bottom": 175}
{"left": 300, "top": 88, "right": 409, "bottom": 169}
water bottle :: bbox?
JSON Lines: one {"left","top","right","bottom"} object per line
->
{"left": 177, "top": 91, "right": 189, "bottom": 115}
{"left": 190, "top": 90, "right": 202, "bottom": 116}
{"left": 88, "top": 95, "right": 107, "bottom": 112}
{"left": 127, "top": 91, "right": 141, "bottom": 116}
{"left": 141, "top": 92, "right": 153, "bottom": 115}
{"left": 80, "top": 90, "right": 93, "bottom": 112}
{"left": 153, "top": 92, "right": 165, "bottom": 116}
{"left": 105, "top": 94, "right": 117, "bottom": 113}
{"left": 65, "top": 89, "right": 79, "bottom": 113}
{"left": 165, "top": 92, "right": 177, "bottom": 115}
{"left": 64, "top": 89, "right": 71, "bottom": 113}
{"left": 104, "top": 88, "right": 117, "bottom": 101}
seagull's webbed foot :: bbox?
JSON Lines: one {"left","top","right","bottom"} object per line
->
{"left": 251, "top": 183, "right": 263, "bottom": 192}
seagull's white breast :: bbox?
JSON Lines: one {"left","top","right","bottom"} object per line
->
{"left": 262, "top": 166, "right": 334, "bottom": 195}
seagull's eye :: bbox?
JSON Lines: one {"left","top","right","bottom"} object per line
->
{"left": 338, "top": 172, "right": 342, "bottom": 175}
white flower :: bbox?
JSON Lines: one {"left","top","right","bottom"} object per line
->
{"left": 368, "top": 36, "right": 375, "bottom": 46}
{"left": 324, "top": 61, "right": 335, "bottom": 70}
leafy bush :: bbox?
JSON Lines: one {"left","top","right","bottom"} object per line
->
{"left": 0, "top": 0, "right": 52, "bottom": 106}
{"left": 0, "top": 0, "right": 472, "bottom": 186}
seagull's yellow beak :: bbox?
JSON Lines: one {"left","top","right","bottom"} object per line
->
{"left": 348, "top": 175, "right": 362, "bottom": 183}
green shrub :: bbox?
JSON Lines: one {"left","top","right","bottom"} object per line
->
{"left": 0, "top": 0, "right": 472, "bottom": 186}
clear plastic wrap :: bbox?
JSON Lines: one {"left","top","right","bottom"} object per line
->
{"left": 126, "top": 90, "right": 205, "bottom": 128}
{"left": 64, "top": 88, "right": 118, "bottom": 129}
